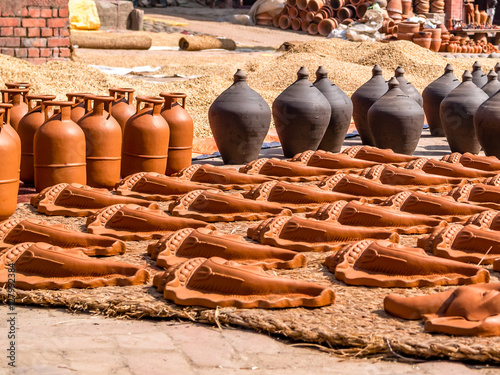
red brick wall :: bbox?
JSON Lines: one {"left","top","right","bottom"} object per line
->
{"left": 0, "top": 0, "right": 70, "bottom": 65}
{"left": 445, "top": 0, "right": 464, "bottom": 22}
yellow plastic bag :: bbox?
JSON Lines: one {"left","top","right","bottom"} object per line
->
{"left": 69, "top": 0, "right": 101, "bottom": 30}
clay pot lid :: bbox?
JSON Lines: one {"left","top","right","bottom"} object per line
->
{"left": 315, "top": 66, "right": 328, "bottom": 79}
{"left": 372, "top": 64, "right": 383, "bottom": 76}
{"left": 472, "top": 61, "right": 482, "bottom": 71}
{"left": 159, "top": 92, "right": 188, "bottom": 98}
{"left": 5, "top": 82, "right": 31, "bottom": 89}
{"left": 462, "top": 70, "right": 473, "bottom": 81}
{"left": 296, "top": 66, "right": 309, "bottom": 80}
{"left": 444, "top": 63, "right": 454, "bottom": 73}
{"left": 487, "top": 70, "right": 498, "bottom": 81}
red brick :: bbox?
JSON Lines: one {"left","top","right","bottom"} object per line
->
{"left": 25, "top": 58, "right": 47, "bottom": 65}
{"left": 41, "top": 28, "right": 53, "bottom": 37}
{"left": 58, "top": 6, "right": 69, "bottom": 18}
{"left": 22, "top": 18, "right": 45, "bottom": 27}
{"left": 51, "top": 47, "right": 59, "bottom": 57}
{"left": 28, "top": 8, "right": 41, "bottom": 18}
{"left": 59, "top": 28, "right": 69, "bottom": 37}
{"left": 47, "top": 18, "right": 68, "bottom": 28}
{"left": 1, "top": 48, "right": 15, "bottom": 57}
{"left": 21, "top": 8, "right": 28, "bottom": 17}
{"left": 47, "top": 37, "right": 69, "bottom": 47}
{"left": 22, "top": 38, "right": 46, "bottom": 48}
{"left": 58, "top": 47, "right": 70, "bottom": 57}
{"left": 0, "top": 37, "right": 20, "bottom": 47}
{"left": 41, "top": 8, "right": 52, "bottom": 17}
{"left": 39, "top": 48, "right": 52, "bottom": 57}
{"left": 53, "top": 8, "right": 58, "bottom": 17}
{"left": 28, "top": 48, "right": 39, "bottom": 58}
{"left": 14, "top": 27, "right": 26, "bottom": 37}
{"left": 1, "top": 27, "right": 13, "bottom": 36}
{"left": 0, "top": 18, "right": 20, "bottom": 27}
{"left": 28, "top": 27, "right": 40, "bottom": 37}
{"left": 14, "top": 48, "right": 27, "bottom": 58}
{"left": 2, "top": 11, "right": 14, "bottom": 17}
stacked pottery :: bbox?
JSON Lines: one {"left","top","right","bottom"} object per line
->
{"left": 386, "top": 0, "right": 402, "bottom": 21}
{"left": 471, "top": 61, "right": 487, "bottom": 88}
{"left": 272, "top": 67, "right": 331, "bottom": 158}
{"left": 0, "top": 108, "right": 20, "bottom": 220}
{"left": 109, "top": 88, "right": 136, "bottom": 134}
{"left": 313, "top": 66, "right": 353, "bottom": 152}
{"left": 18, "top": 95, "right": 57, "bottom": 185}
{"left": 33, "top": 101, "right": 87, "bottom": 192}
{"left": 429, "top": 28, "right": 442, "bottom": 52}
{"left": 481, "top": 70, "right": 500, "bottom": 97}
{"left": 1, "top": 88, "right": 29, "bottom": 131}
{"left": 160, "top": 92, "right": 194, "bottom": 173}
{"left": 368, "top": 77, "right": 425, "bottom": 155}
{"left": 440, "top": 70, "right": 489, "bottom": 154}
{"left": 351, "top": 64, "right": 388, "bottom": 146}
{"left": 422, "top": 64, "right": 460, "bottom": 136}
{"left": 475, "top": 82, "right": 500, "bottom": 158}
{"left": 209, "top": 70, "right": 270, "bottom": 164}
{"left": 413, "top": 31, "right": 432, "bottom": 49}
{"left": 77, "top": 95, "right": 122, "bottom": 189}
{"left": 121, "top": 96, "right": 170, "bottom": 177}
{"left": 394, "top": 66, "right": 423, "bottom": 107}
{"left": 66, "top": 93, "right": 91, "bottom": 123}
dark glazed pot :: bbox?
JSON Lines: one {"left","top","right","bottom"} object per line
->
{"left": 209, "top": 70, "right": 271, "bottom": 164}
{"left": 481, "top": 70, "right": 500, "bottom": 97}
{"left": 471, "top": 61, "right": 488, "bottom": 88}
{"left": 351, "top": 65, "right": 387, "bottom": 146}
{"left": 273, "top": 67, "right": 331, "bottom": 158}
{"left": 394, "top": 66, "right": 423, "bottom": 107}
{"left": 474, "top": 86, "right": 500, "bottom": 158}
{"left": 368, "top": 77, "right": 424, "bottom": 155}
{"left": 313, "top": 66, "right": 353, "bottom": 152}
{"left": 440, "top": 70, "right": 489, "bottom": 154}
{"left": 422, "top": 63, "right": 460, "bottom": 137}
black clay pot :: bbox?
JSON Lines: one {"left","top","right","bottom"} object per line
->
{"left": 472, "top": 61, "right": 488, "bottom": 88}
{"left": 209, "top": 69, "right": 271, "bottom": 164}
{"left": 422, "top": 63, "right": 460, "bottom": 137}
{"left": 313, "top": 66, "right": 353, "bottom": 153}
{"left": 481, "top": 70, "right": 500, "bottom": 97}
{"left": 394, "top": 66, "right": 423, "bottom": 107}
{"left": 495, "top": 62, "right": 500, "bottom": 81}
{"left": 272, "top": 66, "right": 331, "bottom": 158}
{"left": 351, "top": 64, "right": 387, "bottom": 146}
{"left": 368, "top": 77, "right": 424, "bottom": 155}
{"left": 474, "top": 85, "right": 500, "bottom": 158}
{"left": 440, "top": 70, "right": 489, "bottom": 154}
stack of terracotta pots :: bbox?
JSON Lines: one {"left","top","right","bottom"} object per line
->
{"left": 443, "top": 36, "right": 500, "bottom": 54}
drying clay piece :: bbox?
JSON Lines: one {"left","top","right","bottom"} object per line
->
{"left": 418, "top": 224, "right": 500, "bottom": 264}
{"left": 384, "top": 284, "right": 500, "bottom": 336}
{"left": 307, "top": 201, "right": 446, "bottom": 234}
{"left": 169, "top": 189, "right": 292, "bottom": 222}
{"left": 0, "top": 242, "right": 149, "bottom": 290}
{"left": 442, "top": 152, "right": 500, "bottom": 172}
{"left": 153, "top": 257, "right": 335, "bottom": 308}
{"left": 0, "top": 218, "right": 125, "bottom": 256}
{"left": 448, "top": 184, "right": 500, "bottom": 209}
{"left": 381, "top": 191, "right": 487, "bottom": 218}
{"left": 247, "top": 215, "right": 399, "bottom": 252}
{"left": 115, "top": 172, "right": 209, "bottom": 201}
{"left": 86, "top": 204, "right": 214, "bottom": 240}
{"left": 292, "top": 150, "right": 380, "bottom": 169}
{"left": 342, "top": 146, "right": 419, "bottom": 163}
{"left": 147, "top": 227, "right": 306, "bottom": 270}
{"left": 405, "top": 158, "right": 496, "bottom": 178}
{"left": 31, "top": 183, "right": 155, "bottom": 217}
{"left": 242, "top": 180, "right": 360, "bottom": 212}
{"left": 325, "top": 240, "right": 489, "bottom": 287}
{"left": 485, "top": 174, "right": 500, "bottom": 187}
{"left": 239, "top": 158, "right": 340, "bottom": 182}
{"left": 467, "top": 210, "right": 500, "bottom": 231}
{"left": 172, "top": 164, "right": 271, "bottom": 190}
{"left": 317, "top": 173, "right": 406, "bottom": 197}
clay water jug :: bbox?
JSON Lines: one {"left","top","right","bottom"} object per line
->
{"left": 440, "top": 70, "right": 489, "bottom": 154}
{"left": 471, "top": 61, "right": 487, "bottom": 88}
{"left": 77, "top": 95, "right": 122, "bottom": 189}
{"left": 351, "top": 65, "right": 387, "bottom": 146}
{"left": 394, "top": 66, "right": 423, "bottom": 107}
{"left": 4, "top": 82, "right": 30, "bottom": 106}
{"left": 33, "top": 101, "right": 87, "bottom": 192}
{"left": 273, "top": 67, "right": 331, "bottom": 158}
{"left": 121, "top": 96, "right": 170, "bottom": 177}
{"left": 109, "top": 88, "right": 136, "bottom": 134}
{"left": 368, "top": 77, "right": 425, "bottom": 155}
{"left": 1, "top": 88, "right": 29, "bottom": 131}
{"left": 159, "top": 92, "right": 194, "bottom": 173}
{"left": 0, "top": 109, "right": 20, "bottom": 221}
{"left": 481, "top": 70, "right": 500, "bottom": 97}
{"left": 0, "top": 104, "right": 21, "bottom": 167}
{"left": 18, "top": 94, "right": 57, "bottom": 185}
{"left": 209, "top": 70, "right": 271, "bottom": 164}
{"left": 474, "top": 86, "right": 500, "bottom": 158}
{"left": 66, "top": 93, "right": 91, "bottom": 123}
{"left": 422, "top": 64, "right": 460, "bottom": 136}
{"left": 474, "top": 5, "right": 481, "bottom": 24}
{"left": 313, "top": 66, "right": 353, "bottom": 152}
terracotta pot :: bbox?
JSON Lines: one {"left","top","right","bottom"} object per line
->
{"left": 160, "top": 92, "right": 194, "bottom": 174}
{"left": 413, "top": 31, "right": 432, "bottom": 49}
{"left": 338, "top": 6, "right": 354, "bottom": 20}
{"left": 341, "top": 18, "right": 355, "bottom": 25}
{"left": 18, "top": 94, "right": 57, "bottom": 185}
{"left": 381, "top": 19, "right": 395, "bottom": 34}
{"left": 475, "top": 81, "right": 500, "bottom": 158}
{"left": 397, "top": 22, "right": 420, "bottom": 33}
{"left": 297, "top": 0, "right": 309, "bottom": 10}
{"left": 397, "top": 32, "right": 414, "bottom": 41}
{"left": 306, "top": 11, "right": 315, "bottom": 21}
{"left": 394, "top": 66, "right": 423, "bottom": 106}
{"left": 313, "top": 66, "right": 353, "bottom": 152}
{"left": 331, "top": 0, "right": 345, "bottom": 10}
{"left": 308, "top": 0, "right": 325, "bottom": 11}
{"left": 272, "top": 67, "right": 331, "bottom": 158}
{"left": 481, "top": 70, "right": 500, "bottom": 97}
{"left": 288, "top": 6, "right": 299, "bottom": 18}
{"left": 441, "top": 33, "right": 450, "bottom": 42}
{"left": 301, "top": 19, "right": 310, "bottom": 31}
{"left": 288, "top": 0, "right": 297, "bottom": 5}
{"left": 439, "top": 42, "right": 448, "bottom": 52}
{"left": 300, "top": 10, "right": 308, "bottom": 18}
{"left": 429, "top": 28, "right": 442, "bottom": 51}
{"left": 440, "top": 70, "right": 489, "bottom": 154}
{"left": 77, "top": 95, "right": 122, "bottom": 189}
{"left": 279, "top": 15, "right": 292, "bottom": 29}
{"left": 322, "top": 4, "right": 334, "bottom": 17}
{"left": 401, "top": 0, "right": 412, "bottom": 16}
{"left": 34, "top": 101, "right": 87, "bottom": 192}
{"left": 1, "top": 88, "right": 29, "bottom": 131}
{"left": 472, "top": 61, "right": 488, "bottom": 88}
{"left": 272, "top": 14, "right": 280, "bottom": 27}
{"left": 122, "top": 96, "right": 170, "bottom": 177}
{"left": 109, "top": 88, "right": 135, "bottom": 134}
{"left": 308, "top": 23, "right": 319, "bottom": 34}
{"left": 351, "top": 65, "right": 388, "bottom": 146}
{"left": 0, "top": 108, "right": 20, "bottom": 220}
{"left": 66, "top": 93, "right": 91, "bottom": 123}
{"left": 480, "top": 10, "right": 488, "bottom": 25}
{"left": 350, "top": 0, "right": 363, "bottom": 5}
{"left": 475, "top": 5, "right": 480, "bottom": 24}
{"left": 0, "top": 103, "right": 21, "bottom": 169}
{"left": 356, "top": 3, "right": 369, "bottom": 17}
{"left": 387, "top": 0, "right": 402, "bottom": 20}
{"left": 414, "top": 0, "right": 430, "bottom": 13}
{"left": 291, "top": 17, "right": 302, "bottom": 30}
{"left": 422, "top": 64, "right": 460, "bottom": 137}
{"left": 281, "top": 5, "right": 290, "bottom": 15}
{"left": 318, "top": 18, "right": 337, "bottom": 35}
{"left": 313, "top": 12, "right": 324, "bottom": 22}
